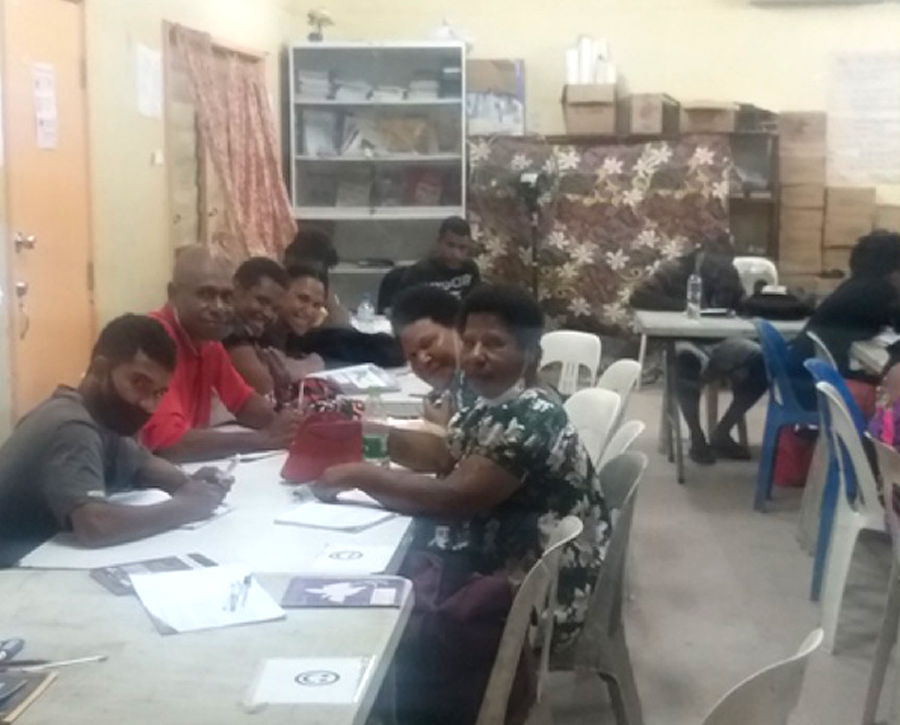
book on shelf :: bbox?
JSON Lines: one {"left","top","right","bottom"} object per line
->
{"left": 406, "top": 169, "right": 445, "bottom": 206}
{"left": 296, "top": 70, "right": 331, "bottom": 100}
{"left": 335, "top": 170, "right": 373, "bottom": 207}
{"left": 371, "top": 86, "right": 406, "bottom": 102}
{"left": 302, "top": 110, "right": 338, "bottom": 155}
{"left": 298, "top": 171, "right": 338, "bottom": 207}
{"left": 334, "top": 79, "right": 371, "bottom": 102}
{"left": 373, "top": 170, "right": 406, "bottom": 207}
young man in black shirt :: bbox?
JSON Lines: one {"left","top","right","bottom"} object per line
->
{"left": 0, "top": 315, "right": 232, "bottom": 567}
{"left": 402, "top": 216, "right": 481, "bottom": 300}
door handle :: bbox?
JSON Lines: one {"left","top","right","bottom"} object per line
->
{"left": 13, "top": 232, "right": 36, "bottom": 253}
{"left": 15, "top": 281, "right": 29, "bottom": 340}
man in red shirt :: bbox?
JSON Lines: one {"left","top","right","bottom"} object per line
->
{"left": 141, "top": 246, "right": 298, "bottom": 461}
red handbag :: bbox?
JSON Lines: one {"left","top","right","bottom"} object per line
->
{"left": 281, "top": 411, "right": 363, "bottom": 484}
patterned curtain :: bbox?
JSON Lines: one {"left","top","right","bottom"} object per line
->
{"left": 172, "top": 25, "right": 296, "bottom": 258}
{"left": 468, "top": 135, "right": 732, "bottom": 333}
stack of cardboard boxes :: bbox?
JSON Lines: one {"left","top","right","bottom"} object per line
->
{"left": 778, "top": 112, "right": 827, "bottom": 285}
{"left": 823, "top": 187, "right": 875, "bottom": 273}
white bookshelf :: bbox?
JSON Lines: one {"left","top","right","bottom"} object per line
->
{"left": 287, "top": 41, "right": 466, "bottom": 301}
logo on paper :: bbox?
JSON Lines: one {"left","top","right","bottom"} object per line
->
{"left": 328, "top": 550, "right": 364, "bottom": 561}
{"left": 295, "top": 670, "right": 340, "bottom": 686}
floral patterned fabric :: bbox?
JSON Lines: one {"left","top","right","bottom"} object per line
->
{"left": 468, "top": 135, "right": 732, "bottom": 332}
{"left": 413, "top": 387, "right": 611, "bottom": 646}
{"left": 173, "top": 26, "right": 296, "bottom": 259}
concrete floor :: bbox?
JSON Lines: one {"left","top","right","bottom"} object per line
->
{"left": 546, "top": 386, "right": 898, "bottom": 725}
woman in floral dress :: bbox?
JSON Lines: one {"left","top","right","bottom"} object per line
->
{"left": 316, "top": 284, "right": 610, "bottom": 724}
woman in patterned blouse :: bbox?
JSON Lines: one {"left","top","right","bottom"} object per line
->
{"left": 316, "top": 284, "right": 610, "bottom": 724}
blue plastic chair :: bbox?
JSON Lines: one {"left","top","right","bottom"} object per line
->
{"left": 753, "top": 319, "right": 819, "bottom": 511}
{"left": 804, "top": 359, "right": 866, "bottom": 601}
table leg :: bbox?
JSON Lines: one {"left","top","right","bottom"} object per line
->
{"left": 862, "top": 557, "right": 900, "bottom": 725}
{"left": 663, "top": 341, "right": 685, "bottom": 484}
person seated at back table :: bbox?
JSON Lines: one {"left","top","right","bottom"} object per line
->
{"left": 141, "top": 245, "right": 299, "bottom": 462}
{"left": 401, "top": 216, "right": 481, "bottom": 301}
{"left": 225, "top": 258, "right": 325, "bottom": 407}
{"left": 283, "top": 228, "right": 351, "bottom": 328}
{"left": 787, "top": 230, "right": 900, "bottom": 415}
{"left": 0, "top": 315, "right": 233, "bottom": 567}
{"left": 390, "top": 284, "right": 478, "bottom": 426}
{"left": 314, "top": 284, "right": 610, "bottom": 724}
{"left": 630, "top": 233, "right": 765, "bottom": 464}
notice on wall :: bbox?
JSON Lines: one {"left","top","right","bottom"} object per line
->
{"left": 135, "top": 43, "right": 162, "bottom": 119}
{"left": 828, "top": 53, "right": 900, "bottom": 186}
{"left": 32, "top": 63, "right": 58, "bottom": 149}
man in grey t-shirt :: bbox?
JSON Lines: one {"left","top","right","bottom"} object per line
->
{"left": 0, "top": 315, "right": 233, "bottom": 567}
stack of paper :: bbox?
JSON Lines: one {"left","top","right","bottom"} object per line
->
{"left": 244, "top": 657, "right": 374, "bottom": 707}
{"left": 308, "top": 364, "right": 400, "bottom": 394}
{"left": 275, "top": 501, "right": 396, "bottom": 532}
{"left": 106, "top": 489, "right": 233, "bottom": 530}
{"left": 408, "top": 79, "right": 439, "bottom": 99}
{"left": 130, "top": 564, "right": 285, "bottom": 635}
{"left": 296, "top": 71, "right": 331, "bottom": 99}
{"left": 334, "top": 79, "right": 371, "bottom": 101}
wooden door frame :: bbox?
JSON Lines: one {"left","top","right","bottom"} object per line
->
{"left": 2, "top": 0, "right": 95, "bottom": 426}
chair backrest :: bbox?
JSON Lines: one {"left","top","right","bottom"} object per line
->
{"left": 733, "top": 256, "right": 779, "bottom": 297}
{"left": 475, "top": 516, "right": 584, "bottom": 725}
{"left": 540, "top": 330, "right": 602, "bottom": 396}
{"left": 816, "top": 382, "right": 882, "bottom": 513}
{"left": 753, "top": 318, "right": 804, "bottom": 410}
{"left": 571, "top": 453, "right": 647, "bottom": 664}
{"left": 805, "top": 330, "right": 837, "bottom": 369}
{"left": 564, "top": 388, "right": 622, "bottom": 466}
{"left": 596, "top": 359, "right": 642, "bottom": 418}
{"left": 805, "top": 359, "right": 865, "bottom": 499}
{"left": 701, "top": 628, "right": 823, "bottom": 725}
{"left": 598, "top": 420, "right": 646, "bottom": 470}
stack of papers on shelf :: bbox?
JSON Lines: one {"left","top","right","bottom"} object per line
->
{"left": 308, "top": 363, "right": 400, "bottom": 394}
{"left": 130, "top": 564, "right": 286, "bottom": 635}
{"left": 371, "top": 85, "right": 406, "bottom": 102}
{"left": 275, "top": 501, "right": 395, "bottom": 532}
{"left": 408, "top": 79, "right": 439, "bottom": 99}
{"left": 334, "top": 79, "right": 371, "bottom": 101}
{"left": 296, "top": 71, "right": 331, "bottom": 99}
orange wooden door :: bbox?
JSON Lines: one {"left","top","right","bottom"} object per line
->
{"left": 4, "top": 0, "right": 94, "bottom": 416}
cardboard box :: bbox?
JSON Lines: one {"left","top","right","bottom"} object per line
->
{"left": 779, "top": 111, "right": 827, "bottom": 156}
{"left": 824, "top": 213, "right": 873, "bottom": 248}
{"left": 823, "top": 247, "right": 852, "bottom": 274}
{"left": 680, "top": 101, "right": 737, "bottom": 133}
{"left": 561, "top": 83, "right": 617, "bottom": 135}
{"left": 618, "top": 93, "right": 679, "bottom": 135}
{"left": 781, "top": 184, "right": 825, "bottom": 209}
{"left": 779, "top": 245, "right": 822, "bottom": 274}
{"left": 780, "top": 208, "right": 824, "bottom": 237}
{"left": 780, "top": 155, "right": 826, "bottom": 185}
{"left": 779, "top": 209, "right": 823, "bottom": 274}
{"left": 826, "top": 187, "right": 876, "bottom": 216}
{"left": 876, "top": 204, "right": 900, "bottom": 231}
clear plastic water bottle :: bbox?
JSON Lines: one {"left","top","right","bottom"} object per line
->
{"left": 362, "top": 389, "right": 389, "bottom": 466}
{"left": 357, "top": 294, "right": 375, "bottom": 324}
{"left": 686, "top": 254, "right": 703, "bottom": 320}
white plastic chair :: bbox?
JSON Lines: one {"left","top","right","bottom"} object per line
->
{"left": 541, "top": 330, "right": 602, "bottom": 396}
{"left": 599, "top": 420, "right": 646, "bottom": 470}
{"left": 816, "top": 382, "right": 887, "bottom": 653}
{"left": 862, "top": 440, "right": 900, "bottom": 725}
{"left": 733, "top": 256, "right": 779, "bottom": 297}
{"left": 597, "top": 359, "right": 642, "bottom": 425}
{"left": 797, "top": 331, "right": 837, "bottom": 555}
{"left": 700, "top": 628, "right": 824, "bottom": 725}
{"left": 565, "top": 388, "right": 622, "bottom": 467}
{"left": 475, "top": 515, "right": 584, "bottom": 725}
{"left": 552, "top": 453, "right": 648, "bottom": 725}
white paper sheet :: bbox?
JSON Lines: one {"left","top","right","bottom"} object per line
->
{"left": 32, "top": 63, "right": 58, "bottom": 149}
{"left": 130, "top": 564, "right": 285, "bottom": 634}
{"left": 245, "top": 657, "right": 374, "bottom": 706}
{"left": 135, "top": 44, "right": 162, "bottom": 119}
{"left": 828, "top": 52, "right": 900, "bottom": 186}
{"left": 309, "top": 543, "right": 396, "bottom": 576}
{"left": 106, "top": 489, "right": 234, "bottom": 529}
{"left": 275, "top": 502, "right": 395, "bottom": 531}
{"left": 336, "top": 489, "right": 385, "bottom": 509}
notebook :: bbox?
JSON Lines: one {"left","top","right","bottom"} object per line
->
{"left": 281, "top": 576, "right": 407, "bottom": 608}
{"left": 130, "top": 564, "right": 286, "bottom": 635}
{"left": 307, "top": 364, "right": 400, "bottom": 394}
{"left": 89, "top": 553, "right": 217, "bottom": 596}
{"left": 0, "top": 672, "right": 56, "bottom": 724}
{"left": 274, "top": 501, "right": 396, "bottom": 532}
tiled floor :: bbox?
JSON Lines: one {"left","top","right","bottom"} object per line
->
{"left": 547, "top": 386, "right": 898, "bottom": 725}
